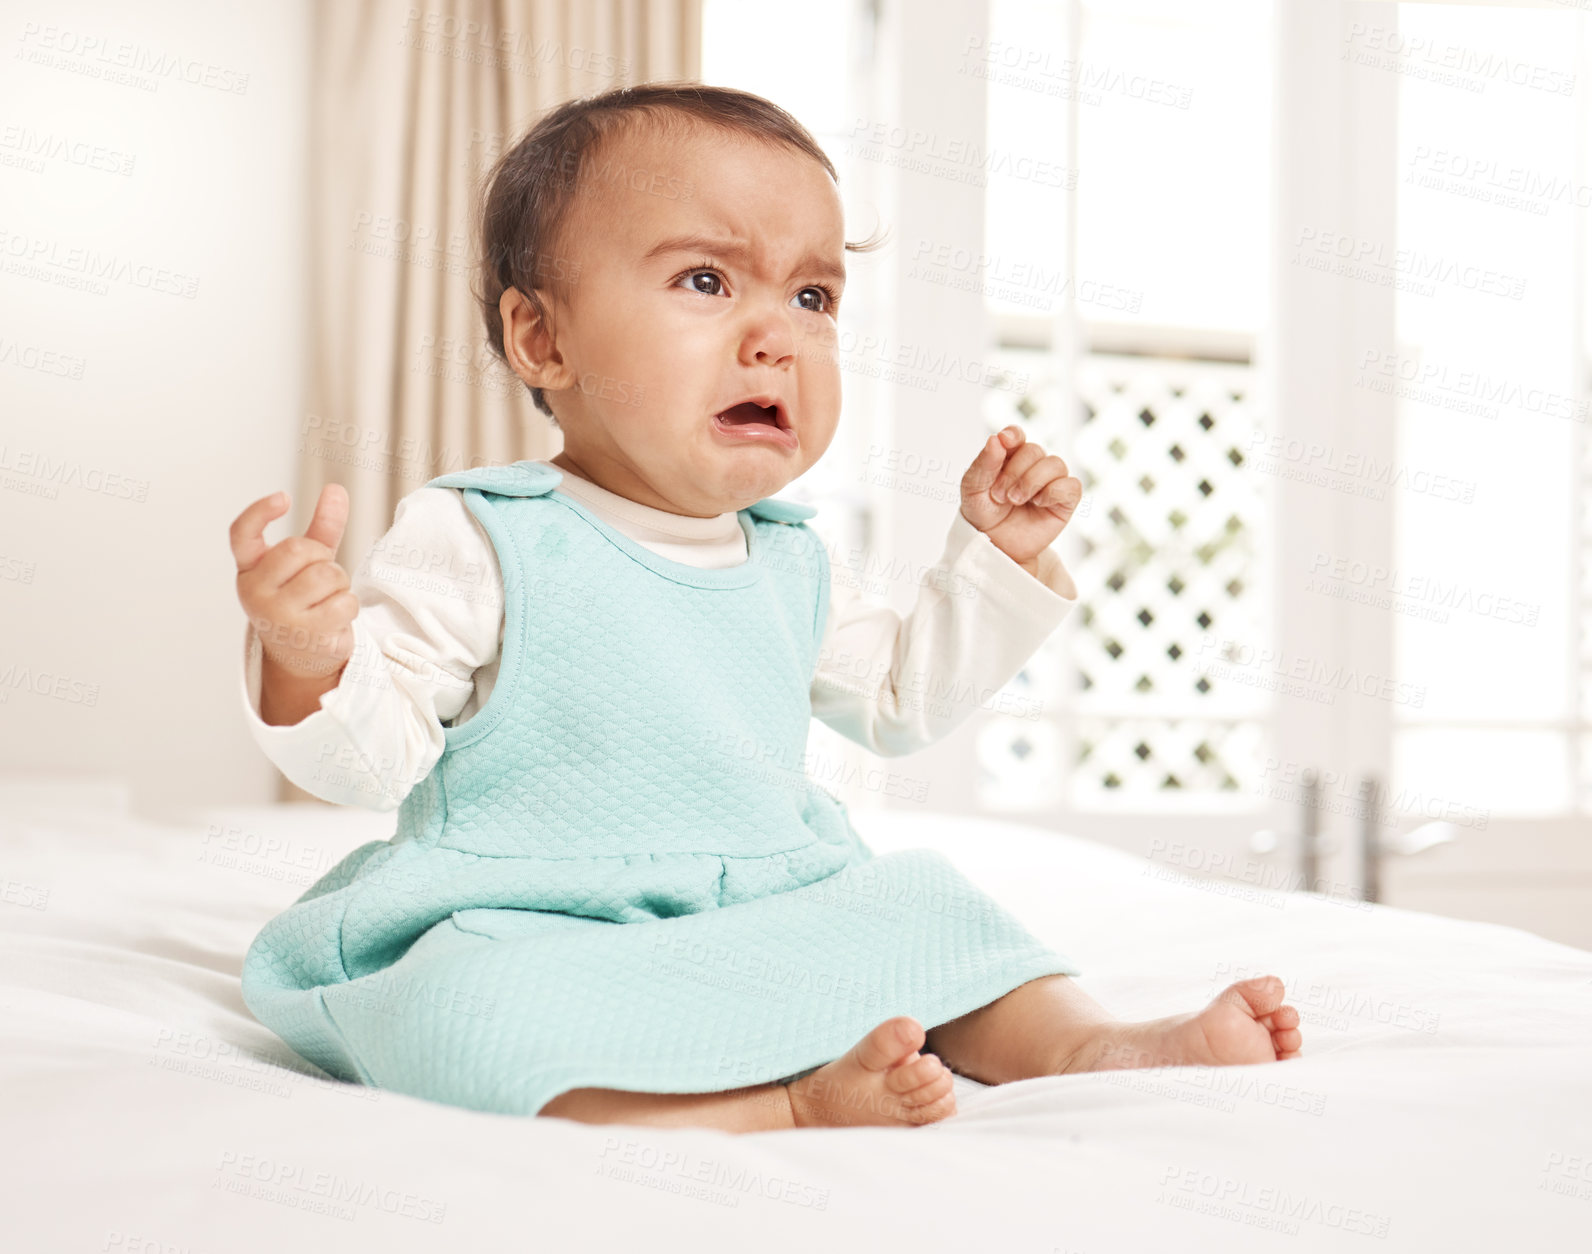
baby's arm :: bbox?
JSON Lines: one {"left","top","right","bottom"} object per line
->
{"left": 235, "top": 487, "right": 503, "bottom": 810}
{"left": 810, "top": 509, "right": 1077, "bottom": 757}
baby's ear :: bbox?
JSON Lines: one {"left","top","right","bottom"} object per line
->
{"left": 500, "top": 287, "right": 572, "bottom": 391}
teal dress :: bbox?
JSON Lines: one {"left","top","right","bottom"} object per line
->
{"left": 240, "top": 461, "right": 1081, "bottom": 1115}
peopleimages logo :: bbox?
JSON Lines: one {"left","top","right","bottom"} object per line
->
{"left": 1354, "top": 349, "right": 1587, "bottom": 425}
{"left": 14, "top": 21, "right": 251, "bottom": 94}
{"left": 212, "top": 1151, "right": 447, "bottom": 1224}
{"left": 1157, "top": 1165, "right": 1393, "bottom": 1239}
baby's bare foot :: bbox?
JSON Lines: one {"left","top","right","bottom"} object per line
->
{"left": 1072, "top": 976, "right": 1303, "bottom": 1073}
{"left": 786, "top": 1016, "right": 957, "bottom": 1128}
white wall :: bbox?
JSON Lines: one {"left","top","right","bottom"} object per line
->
{"left": 0, "top": 1, "right": 309, "bottom": 820}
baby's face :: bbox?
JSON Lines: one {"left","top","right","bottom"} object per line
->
{"left": 523, "top": 122, "right": 848, "bottom": 517}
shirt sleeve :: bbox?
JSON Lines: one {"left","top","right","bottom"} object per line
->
{"left": 238, "top": 487, "right": 504, "bottom": 810}
{"left": 810, "top": 508, "right": 1078, "bottom": 757}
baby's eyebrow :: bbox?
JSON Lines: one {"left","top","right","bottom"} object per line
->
{"left": 643, "top": 232, "right": 846, "bottom": 285}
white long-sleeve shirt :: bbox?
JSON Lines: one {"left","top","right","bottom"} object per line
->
{"left": 241, "top": 459, "right": 1078, "bottom": 810}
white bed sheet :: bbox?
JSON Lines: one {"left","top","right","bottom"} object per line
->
{"left": 2, "top": 781, "right": 1588, "bottom": 1252}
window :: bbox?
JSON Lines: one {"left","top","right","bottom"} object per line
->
{"left": 979, "top": 0, "right": 1275, "bottom": 811}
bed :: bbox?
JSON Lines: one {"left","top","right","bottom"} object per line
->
{"left": 2, "top": 776, "right": 1587, "bottom": 1252}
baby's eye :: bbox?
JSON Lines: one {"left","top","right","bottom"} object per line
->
{"left": 677, "top": 268, "right": 725, "bottom": 297}
{"left": 793, "top": 287, "right": 834, "bottom": 314}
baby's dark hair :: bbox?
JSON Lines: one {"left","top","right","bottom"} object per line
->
{"left": 472, "top": 80, "right": 888, "bottom": 426}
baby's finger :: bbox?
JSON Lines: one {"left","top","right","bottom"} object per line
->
{"left": 1004, "top": 454, "right": 1070, "bottom": 505}
{"left": 303, "top": 482, "right": 350, "bottom": 556}
{"left": 247, "top": 534, "right": 338, "bottom": 596}
{"left": 1032, "top": 476, "right": 1083, "bottom": 517}
{"left": 1262, "top": 1005, "right": 1301, "bottom": 1031}
{"left": 229, "top": 491, "right": 291, "bottom": 573}
{"left": 302, "top": 590, "right": 361, "bottom": 636}
{"left": 294, "top": 593, "right": 361, "bottom": 660}
{"left": 962, "top": 427, "right": 1020, "bottom": 497}
{"left": 990, "top": 442, "right": 1047, "bottom": 502}
{"left": 278, "top": 558, "right": 352, "bottom": 613}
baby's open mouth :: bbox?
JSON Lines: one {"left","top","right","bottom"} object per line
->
{"left": 715, "top": 401, "right": 784, "bottom": 428}
{"left": 711, "top": 396, "right": 797, "bottom": 449}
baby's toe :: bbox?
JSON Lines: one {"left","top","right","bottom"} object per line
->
{"left": 900, "top": 1070, "right": 955, "bottom": 1108}
{"left": 901, "top": 1089, "right": 957, "bottom": 1125}
{"left": 1265, "top": 1004, "right": 1300, "bottom": 1031}
{"left": 886, "top": 1053, "right": 946, "bottom": 1092}
{"left": 854, "top": 1016, "right": 926, "bottom": 1073}
{"left": 1273, "top": 1027, "right": 1302, "bottom": 1055}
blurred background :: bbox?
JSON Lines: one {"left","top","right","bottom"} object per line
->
{"left": 2, "top": 0, "right": 1589, "bottom": 946}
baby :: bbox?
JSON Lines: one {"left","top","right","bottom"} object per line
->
{"left": 229, "top": 82, "right": 1300, "bottom": 1134}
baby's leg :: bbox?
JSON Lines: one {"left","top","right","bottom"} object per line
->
{"left": 925, "top": 974, "right": 1303, "bottom": 1084}
{"left": 539, "top": 1017, "right": 959, "bottom": 1133}
{"left": 925, "top": 973, "right": 1120, "bottom": 1083}
{"left": 539, "top": 1082, "right": 795, "bottom": 1132}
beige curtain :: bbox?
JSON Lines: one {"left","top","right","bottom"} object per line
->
{"left": 284, "top": 0, "right": 700, "bottom": 801}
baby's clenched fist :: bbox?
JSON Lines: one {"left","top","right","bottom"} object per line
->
{"left": 230, "top": 482, "right": 356, "bottom": 682}
{"left": 959, "top": 425, "right": 1083, "bottom": 573}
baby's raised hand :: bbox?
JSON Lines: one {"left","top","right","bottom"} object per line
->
{"left": 230, "top": 483, "right": 356, "bottom": 681}
{"left": 959, "top": 425, "right": 1083, "bottom": 572}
